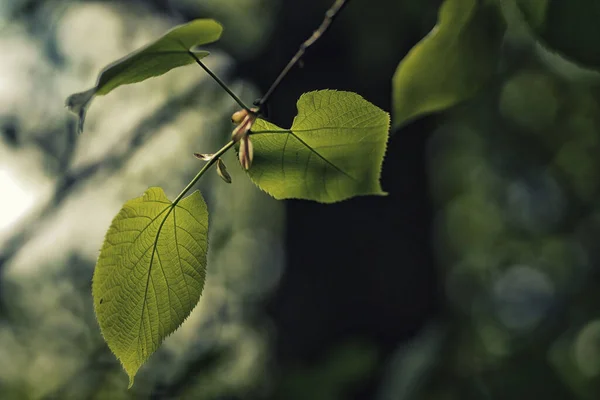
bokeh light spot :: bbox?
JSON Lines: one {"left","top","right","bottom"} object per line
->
{"left": 0, "top": 168, "right": 34, "bottom": 232}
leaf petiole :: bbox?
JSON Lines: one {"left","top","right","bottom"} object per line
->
{"left": 186, "top": 50, "right": 252, "bottom": 112}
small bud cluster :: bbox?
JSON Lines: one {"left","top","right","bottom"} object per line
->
{"left": 231, "top": 108, "right": 257, "bottom": 170}
{"left": 194, "top": 108, "right": 258, "bottom": 184}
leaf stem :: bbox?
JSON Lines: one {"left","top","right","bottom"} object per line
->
{"left": 187, "top": 51, "right": 251, "bottom": 112}
{"left": 255, "top": 0, "right": 351, "bottom": 109}
{"left": 173, "top": 140, "right": 236, "bottom": 204}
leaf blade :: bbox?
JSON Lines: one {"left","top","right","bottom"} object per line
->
{"left": 518, "top": 0, "right": 600, "bottom": 70}
{"left": 92, "top": 187, "right": 208, "bottom": 387}
{"left": 66, "top": 19, "right": 222, "bottom": 133}
{"left": 392, "top": 0, "right": 505, "bottom": 129}
{"left": 247, "top": 90, "right": 390, "bottom": 203}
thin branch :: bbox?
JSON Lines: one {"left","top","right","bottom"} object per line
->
{"left": 173, "top": 140, "right": 236, "bottom": 204}
{"left": 187, "top": 51, "right": 252, "bottom": 112}
{"left": 256, "top": 0, "right": 351, "bottom": 110}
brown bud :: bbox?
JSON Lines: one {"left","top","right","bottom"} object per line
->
{"left": 194, "top": 153, "right": 214, "bottom": 161}
{"left": 238, "top": 135, "right": 254, "bottom": 170}
{"left": 231, "top": 109, "right": 249, "bottom": 124}
{"left": 216, "top": 158, "right": 232, "bottom": 183}
{"left": 231, "top": 113, "right": 257, "bottom": 143}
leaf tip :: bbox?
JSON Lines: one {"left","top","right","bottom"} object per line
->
{"left": 65, "top": 88, "right": 96, "bottom": 134}
{"left": 206, "top": 18, "right": 224, "bottom": 37}
{"left": 127, "top": 373, "right": 135, "bottom": 389}
{"left": 184, "top": 18, "right": 224, "bottom": 45}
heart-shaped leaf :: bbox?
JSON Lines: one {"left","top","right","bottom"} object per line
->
{"left": 66, "top": 19, "right": 223, "bottom": 133}
{"left": 247, "top": 90, "right": 390, "bottom": 203}
{"left": 92, "top": 187, "right": 208, "bottom": 387}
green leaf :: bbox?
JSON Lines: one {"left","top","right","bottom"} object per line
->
{"left": 515, "top": 0, "right": 548, "bottom": 29}
{"left": 392, "top": 0, "right": 505, "bottom": 129}
{"left": 92, "top": 187, "right": 208, "bottom": 387}
{"left": 247, "top": 90, "right": 390, "bottom": 203}
{"left": 65, "top": 19, "right": 223, "bottom": 133}
{"left": 518, "top": 0, "right": 600, "bottom": 70}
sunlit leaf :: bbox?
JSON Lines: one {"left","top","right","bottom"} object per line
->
{"left": 518, "top": 0, "right": 600, "bottom": 70}
{"left": 65, "top": 19, "right": 223, "bottom": 133}
{"left": 248, "top": 90, "right": 390, "bottom": 203}
{"left": 92, "top": 187, "right": 208, "bottom": 387}
{"left": 392, "top": 0, "right": 505, "bottom": 129}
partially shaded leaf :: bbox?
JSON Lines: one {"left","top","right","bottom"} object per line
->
{"left": 92, "top": 187, "right": 208, "bottom": 387}
{"left": 392, "top": 0, "right": 505, "bottom": 129}
{"left": 515, "top": 0, "right": 549, "bottom": 29}
{"left": 66, "top": 19, "right": 223, "bottom": 133}
{"left": 248, "top": 90, "right": 389, "bottom": 203}
{"left": 518, "top": 0, "right": 600, "bottom": 70}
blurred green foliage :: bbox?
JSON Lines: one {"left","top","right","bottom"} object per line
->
{"left": 392, "top": 0, "right": 505, "bottom": 128}
{"left": 520, "top": 0, "right": 600, "bottom": 69}
{"left": 406, "top": 1, "right": 600, "bottom": 398}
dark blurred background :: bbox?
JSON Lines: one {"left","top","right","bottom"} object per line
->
{"left": 1, "top": 0, "right": 600, "bottom": 399}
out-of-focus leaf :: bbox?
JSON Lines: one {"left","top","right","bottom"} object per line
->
{"left": 392, "top": 0, "right": 505, "bottom": 129}
{"left": 515, "top": 0, "right": 549, "bottom": 29}
{"left": 517, "top": 0, "right": 600, "bottom": 70}
{"left": 65, "top": 19, "right": 223, "bottom": 133}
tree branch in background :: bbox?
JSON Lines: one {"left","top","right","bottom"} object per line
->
{"left": 255, "top": 0, "right": 351, "bottom": 110}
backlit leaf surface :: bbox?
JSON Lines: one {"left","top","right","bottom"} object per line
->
{"left": 248, "top": 90, "right": 390, "bottom": 203}
{"left": 92, "top": 187, "right": 208, "bottom": 387}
